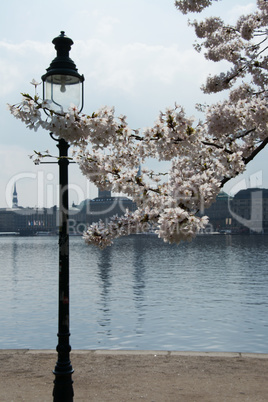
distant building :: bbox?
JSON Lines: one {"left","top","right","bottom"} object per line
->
{"left": 0, "top": 209, "right": 17, "bottom": 232}
{"left": 201, "top": 191, "right": 233, "bottom": 232}
{"left": 1, "top": 186, "right": 268, "bottom": 235}
{"left": 202, "top": 188, "right": 268, "bottom": 234}
{"left": 69, "top": 188, "right": 136, "bottom": 234}
{"left": 229, "top": 188, "right": 268, "bottom": 234}
{"left": 0, "top": 186, "right": 136, "bottom": 235}
{"left": 0, "top": 206, "right": 57, "bottom": 235}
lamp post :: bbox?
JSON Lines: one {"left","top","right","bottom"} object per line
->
{"left": 42, "top": 31, "right": 84, "bottom": 401}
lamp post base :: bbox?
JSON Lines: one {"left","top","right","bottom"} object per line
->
{"left": 53, "top": 368, "right": 74, "bottom": 402}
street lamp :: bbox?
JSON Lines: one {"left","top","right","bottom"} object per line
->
{"left": 42, "top": 31, "right": 84, "bottom": 113}
{"left": 42, "top": 31, "right": 84, "bottom": 402}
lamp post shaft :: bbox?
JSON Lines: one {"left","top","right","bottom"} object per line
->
{"left": 53, "top": 138, "right": 74, "bottom": 401}
{"left": 42, "top": 32, "right": 84, "bottom": 400}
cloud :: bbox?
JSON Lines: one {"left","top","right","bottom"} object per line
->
{"left": 0, "top": 41, "right": 52, "bottom": 98}
{"left": 77, "top": 38, "right": 214, "bottom": 96}
{"left": 227, "top": 3, "right": 256, "bottom": 23}
{"left": 2, "top": 33, "right": 225, "bottom": 135}
{"left": 96, "top": 15, "right": 120, "bottom": 36}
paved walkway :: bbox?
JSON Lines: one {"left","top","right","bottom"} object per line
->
{"left": 1, "top": 350, "right": 268, "bottom": 401}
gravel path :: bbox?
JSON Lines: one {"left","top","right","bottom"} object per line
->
{"left": 1, "top": 350, "right": 268, "bottom": 401}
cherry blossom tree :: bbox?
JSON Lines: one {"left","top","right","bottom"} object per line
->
{"left": 8, "top": 0, "right": 268, "bottom": 248}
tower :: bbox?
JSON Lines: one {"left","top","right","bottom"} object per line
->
{"left": 12, "top": 183, "right": 18, "bottom": 208}
{"left": 98, "top": 188, "right": 111, "bottom": 199}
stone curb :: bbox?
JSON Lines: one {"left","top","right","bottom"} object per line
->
{"left": 0, "top": 349, "right": 268, "bottom": 359}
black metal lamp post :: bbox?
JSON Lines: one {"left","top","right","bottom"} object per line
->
{"left": 42, "top": 31, "right": 84, "bottom": 401}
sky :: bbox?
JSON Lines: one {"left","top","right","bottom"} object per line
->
{"left": 1, "top": 0, "right": 267, "bottom": 209}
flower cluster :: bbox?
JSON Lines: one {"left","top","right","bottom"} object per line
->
{"left": 8, "top": 0, "right": 268, "bottom": 248}
{"left": 175, "top": 0, "right": 216, "bottom": 15}
{"left": 189, "top": 1, "right": 268, "bottom": 96}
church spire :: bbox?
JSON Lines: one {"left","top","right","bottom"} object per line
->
{"left": 12, "top": 183, "right": 18, "bottom": 208}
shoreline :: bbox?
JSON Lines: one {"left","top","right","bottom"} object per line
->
{"left": 1, "top": 348, "right": 268, "bottom": 357}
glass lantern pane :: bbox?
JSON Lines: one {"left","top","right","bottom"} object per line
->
{"left": 44, "top": 74, "right": 81, "bottom": 113}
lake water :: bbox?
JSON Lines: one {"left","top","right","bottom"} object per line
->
{"left": 0, "top": 234, "right": 267, "bottom": 352}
